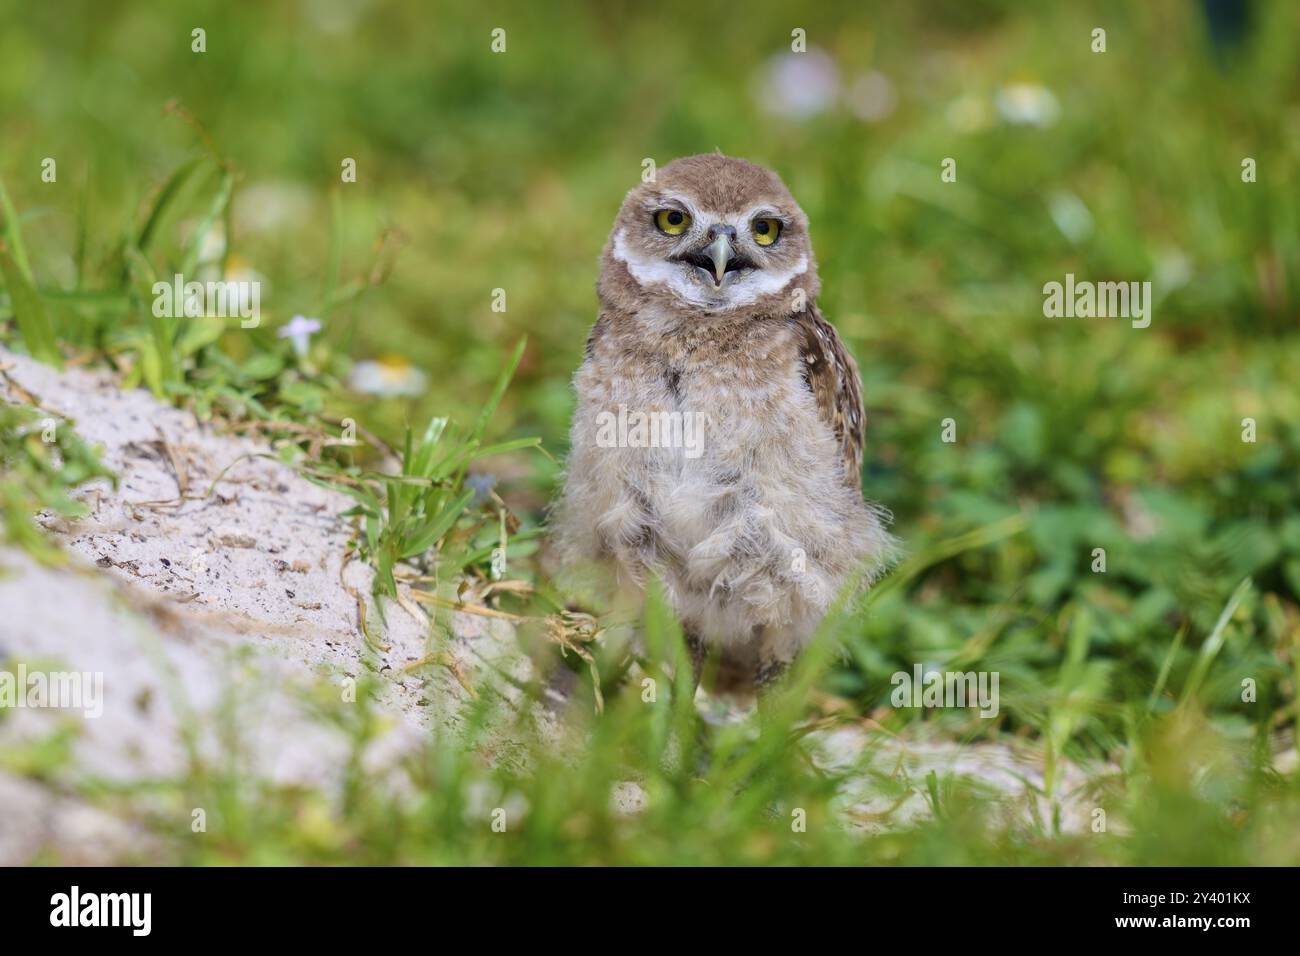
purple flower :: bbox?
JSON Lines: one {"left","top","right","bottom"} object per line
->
{"left": 278, "top": 315, "right": 322, "bottom": 358}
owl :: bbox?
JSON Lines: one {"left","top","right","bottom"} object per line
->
{"left": 553, "top": 154, "right": 894, "bottom": 696}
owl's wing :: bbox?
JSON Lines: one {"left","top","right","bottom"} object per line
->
{"left": 583, "top": 312, "right": 610, "bottom": 359}
{"left": 789, "top": 306, "right": 865, "bottom": 490}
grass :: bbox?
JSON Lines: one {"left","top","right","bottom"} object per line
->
{"left": 320, "top": 337, "right": 541, "bottom": 601}
{"left": 0, "top": 401, "right": 115, "bottom": 565}
{"left": 2, "top": 0, "right": 1299, "bottom": 864}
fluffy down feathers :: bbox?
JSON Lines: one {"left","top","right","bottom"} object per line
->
{"left": 552, "top": 154, "right": 894, "bottom": 692}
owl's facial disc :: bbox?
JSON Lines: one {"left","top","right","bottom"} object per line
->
{"left": 611, "top": 196, "right": 808, "bottom": 311}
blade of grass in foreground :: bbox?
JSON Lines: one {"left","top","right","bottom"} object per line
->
{"left": 0, "top": 176, "right": 62, "bottom": 368}
{"left": 123, "top": 244, "right": 177, "bottom": 393}
{"left": 1146, "top": 621, "right": 1188, "bottom": 712}
{"left": 445, "top": 336, "right": 529, "bottom": 496}
{"left": 469, "top": 336, "right": 526, "bottom": 445}
{"left": 135, "top": 156, "right": 206, "bottom": 254}
{"left": 0, "top": 175, "right": 34, "bottom": 280}
{"left": 1179, "top": 577, "right": 1252, "bottom": 707}
{"left": 0, "top": 244, "right": 62, "bottom": 369}
{"left": 399, "top": 488, "right": 475, "bottom": 559}
{"left": 178, "top": 168, "right": 233, "bottom": 278}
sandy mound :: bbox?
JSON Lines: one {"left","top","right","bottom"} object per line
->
{"left": 0, "top": 348, "right": 529, "bottom": 862}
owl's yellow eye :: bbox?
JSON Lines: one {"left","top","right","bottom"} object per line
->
{"left": 751, "top": 218, "right": 782, "bottom": 246}
{"left": 654, "top": 209, "right": 692, "bottom": 236}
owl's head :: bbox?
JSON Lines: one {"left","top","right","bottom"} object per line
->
{"left": 600, "top": 154, "right": 818, "bottom": 315}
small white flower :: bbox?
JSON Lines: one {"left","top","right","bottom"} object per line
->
{"left": 348, "top": 354, "right": 428, "bottom": 397}
{"left": 994, "top": 82, "right": 1060, "bottom": 128}
{"left": 755, "top": 48, "right": 840, "bottom": 119}
{"left": 304, "top": 0, "right": 373, "bottom": 35}
{"left": 846, "top": 71, "right": 897, "bottom": 123}
{"left": 197, "top": 255, "right": 267, "bottom": 313}
{"left": 1153, "top": 248, "right": 1193, "bottom": 295}
{"left": 1047, "top": 191, "right": 1093, "bottom": 244}
{"left": 278, "top": 315, "right": 322, "bottom": 358}
{"left": 234, "top": 181, "right": 314, "bottom": 234}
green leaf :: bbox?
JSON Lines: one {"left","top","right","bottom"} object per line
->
{"left": 138, "top": 337, "right": 164, "bottom": 395}
{"left": 277, "top": 378, "right": 325, "bottom": 412}
{"left": 239, "top": 352, "right": 285, "bottom": 381}
{"left": 175, "top": 316, "right": 227, "bottom": 357}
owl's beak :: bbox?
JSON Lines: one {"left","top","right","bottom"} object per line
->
{"left": 703, "top": 234, "right": 734, "bottom": 286}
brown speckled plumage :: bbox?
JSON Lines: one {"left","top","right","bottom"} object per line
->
{"left": 791, "top": 306, "right": 866, "bottom": 491}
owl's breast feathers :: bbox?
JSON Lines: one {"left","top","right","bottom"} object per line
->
{"left": 582, "top": 304, "right": 865, "bottom": 490}
{"left": 788, "top": 307, "right": 865, "bottom": 490}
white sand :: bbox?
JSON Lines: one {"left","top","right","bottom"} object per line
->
{"left": 0, "top": 348, "right": 529, "bottom": 862}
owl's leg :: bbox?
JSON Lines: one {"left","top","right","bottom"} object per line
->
{"left": 754, "top": 625, "right": 801, "bottom": 720}
{"left": 754, "top": 655, "right": 792, "bottom": 721}
{"left": 656, "top": 627, "right": 712, "bottom": 777}
{"left": 755, "top": 656, "right": 789, "bottom": 691}
{"left": 681, "top": 628, "right": 710, "bottom": 704}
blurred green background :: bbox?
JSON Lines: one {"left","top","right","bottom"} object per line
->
{"left": 3, "top": 0, "right": 1300, "bottom": 863}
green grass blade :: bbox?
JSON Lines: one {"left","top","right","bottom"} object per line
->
{"left": 0, "top": 245, "right": 62, "bottom": 368}
{"left": 74, "top": 167, "right": 89, "bottom": 291}
{"left": 1146, "top": 622, "right": 1188, "bottom": 713}
{"left": 136, "top": 156, "right": 206, "bottom": 253}
{"left": 469, "top": 336, "right": 525, "bottom": 444}
{"left": 179, "top": 169, "right": 234, "bottom": 278}
{"left": 466, "top": 436, "right": 543, "bottom": 460}
{"left": 399, "top": 489, "right": 474, "bottom": 559}
{"left": 1179, "top": 577, "right": 1252, "bottom": 707}
{"left": 0, "top": 176, "right": 33, "bottom": 281}
{"left": 123, "top": 244, "right": 176, "bottom": 390}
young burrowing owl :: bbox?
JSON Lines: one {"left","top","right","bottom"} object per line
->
{"left": 554, "top": 154, "right": 893, "bottom": 694}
